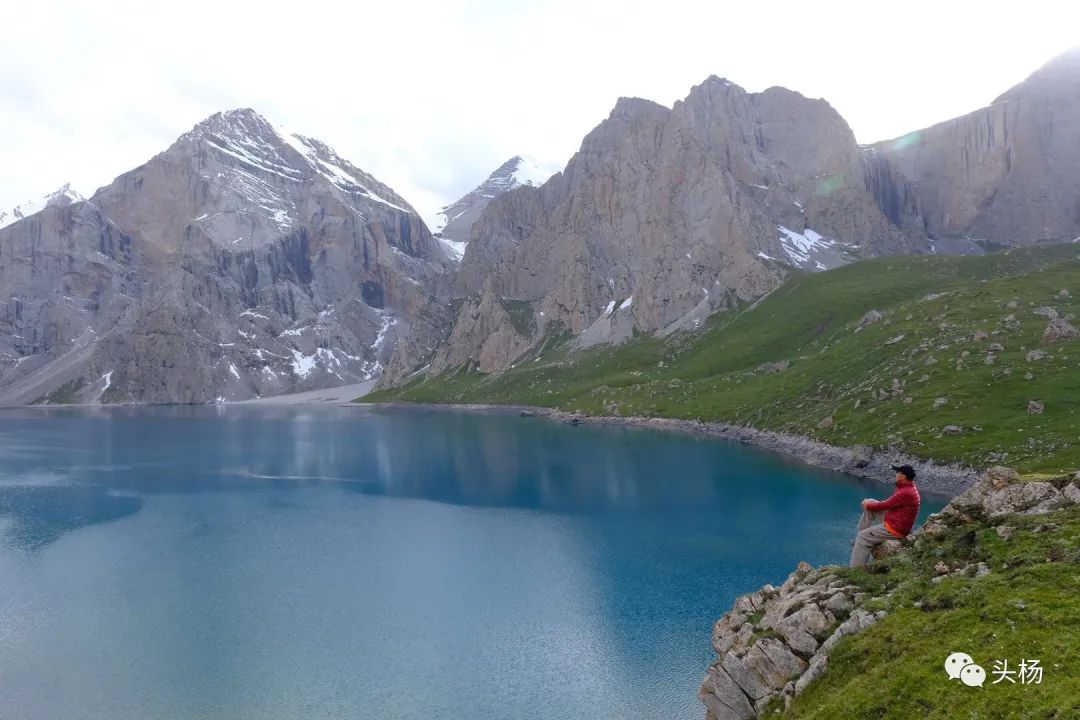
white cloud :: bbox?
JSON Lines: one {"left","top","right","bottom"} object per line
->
{"left": 2, "top": 0, "right": 1078, "bottom": 223}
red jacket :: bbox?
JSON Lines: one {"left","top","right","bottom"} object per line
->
{"left": 866, "top": 483, "right": 921, "bottom": 537}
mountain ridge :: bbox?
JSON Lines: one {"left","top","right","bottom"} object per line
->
{"left": 0, "top": 108, "right": 448, "bottom": 404}
{"left": 382, "top": 54, "right": 1080, "bottom": 386}
{"left": 5, "top": 51, "right": 1080, "bottom": 404}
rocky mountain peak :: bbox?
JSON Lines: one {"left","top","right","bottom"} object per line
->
{"left": 481, "top": 155, "right": 556, "bottom": 193}
{"left": 608, "top": 96, "right": 670, "bottom": 121}
{"left": 994, "top": 46, "right": 1080, "bottom": 103}
{"left": 1024, "top": 46, "right": 1080, "bottom": 78}
{"left": 129, "top": 106, "right": 421, "bottom": 246}
{"left": 488, "top": 155, "right": 525, "bottom": 178}
{"left": 46, "top": 182, "right": 84, "bottom": 206}
{"left": 686, "top": 74, "right": 743, "bottom": 98}
{"left": 185, "top": 107, "right": 276, "bottom": 140}
{"left": 0, "top": 108, "right": 449, "bottom": 405}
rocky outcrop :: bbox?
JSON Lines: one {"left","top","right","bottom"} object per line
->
{"left": 699, "top": 562, "right": 885, "bottom": 719}
{"left": 854, "top": 309, "right": 883, "bottom": 331}
{"left": 0, "top": 109, "right": 450, "bottom": 404}
{"left": 866, "top": 49, "right": 1080, "bottom": 246}
{"left": 699, "top": 465, "right": 1080, "bottom": 718}
{"left": 426, "top": 293, "right": 537, "bottom": 374}
{"left": 925, "top": 465, "right": 1080, "bottom": 527}
{"left": 1041, "top": 316, "right": 1078, "bottom": 344}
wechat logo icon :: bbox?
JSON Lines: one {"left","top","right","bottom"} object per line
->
{"left": 945, "top": 651, "right": 985, "bottom": 687}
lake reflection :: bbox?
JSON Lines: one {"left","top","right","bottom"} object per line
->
{"left": 0, "top": 406, "right": 943, "bottom": 720}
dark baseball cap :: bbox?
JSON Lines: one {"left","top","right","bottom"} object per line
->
{"left": 892, "top": 464, "right": 917, "bottom": 480}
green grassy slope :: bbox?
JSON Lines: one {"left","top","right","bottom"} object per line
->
{"left": 789, "top": 503, "right": 1080, "bottom": 719}
{"left": 365, "top": 244, "right": 1080, "bottom": 473}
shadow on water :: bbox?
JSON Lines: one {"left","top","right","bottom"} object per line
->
{"left": 0, "top": 485, "right": 143, "bottom": 551}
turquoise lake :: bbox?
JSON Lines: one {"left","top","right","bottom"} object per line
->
{"left": 0, "top": 406, "right": 944, "bottom": 719}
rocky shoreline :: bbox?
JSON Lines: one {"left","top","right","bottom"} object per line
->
{"left": 360, "top": 401, "right": 980, "bottom": 496}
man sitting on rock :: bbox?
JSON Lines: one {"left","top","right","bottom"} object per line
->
{"left": 849, "top": 464, "right": 921, "bottom": 567}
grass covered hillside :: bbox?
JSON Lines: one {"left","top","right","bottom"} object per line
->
{"left": 364, "top": 244, "right": 1080, "bottom": 474}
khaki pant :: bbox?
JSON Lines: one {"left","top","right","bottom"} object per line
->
{"left": 849, "top": 507, "right": 896, "bottom": 567}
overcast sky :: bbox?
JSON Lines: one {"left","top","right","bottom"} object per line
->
{"left": 2, "top": 0, "right": 1078, "bottom": 222}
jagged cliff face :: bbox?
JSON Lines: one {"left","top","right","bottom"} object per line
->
{"left": 0, "top": 109, "right": 449, "bottom": 404}
{"left": 867, "top": 49, "right": 1080, "bottom": 246}
{"left": 8, "top": 53, "right": 1080, "bottom": 401}
{"left": 384, "top": 78, "right": 924, "bottom": 383}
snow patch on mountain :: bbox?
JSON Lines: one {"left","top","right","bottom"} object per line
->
{"left": 509, "top": 156, "right": 558, "bottom": 188}
{"left": 776, "top": 225, "right": 853, "bottom": 271}
{"left": 277, "top": 127, "right": 407, "bottom": 212}
{"left": 437, "top": 237, "right": 468, "bottom": 261}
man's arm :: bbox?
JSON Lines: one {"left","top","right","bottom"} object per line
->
{"left": 865, "top": 491, "right": 903, "bottom": 512}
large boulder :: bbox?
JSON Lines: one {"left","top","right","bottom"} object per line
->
{"left": 946, "top": 467, "right": 1076, "bottom": 520}
{"left": 1042, "top": 318, "right": 1078, "bottom": 344}
{"left": 856, "top": 310, "right": 883, "bottom": 331}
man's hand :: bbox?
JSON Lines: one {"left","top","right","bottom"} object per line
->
{"left": 861, "top": 498, "right": 874, "bottom": 509}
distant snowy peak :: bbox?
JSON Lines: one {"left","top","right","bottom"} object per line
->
{"left": 0, "top": 183, "right": 84, "bottom": 230}
{"left": 485, "top": 155, "right": 557, "bottom": 194}
{"left": 177, "top": 108, "right": 414, "bottom": 216}
{"left": 47, "top": 183, "right": 84, "bottom": 205}
{"left": 431, "top": 155, "right": 559, "bottom": 261}
{"left": 512, "top": 156, "right": 558, "bottom": 187}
